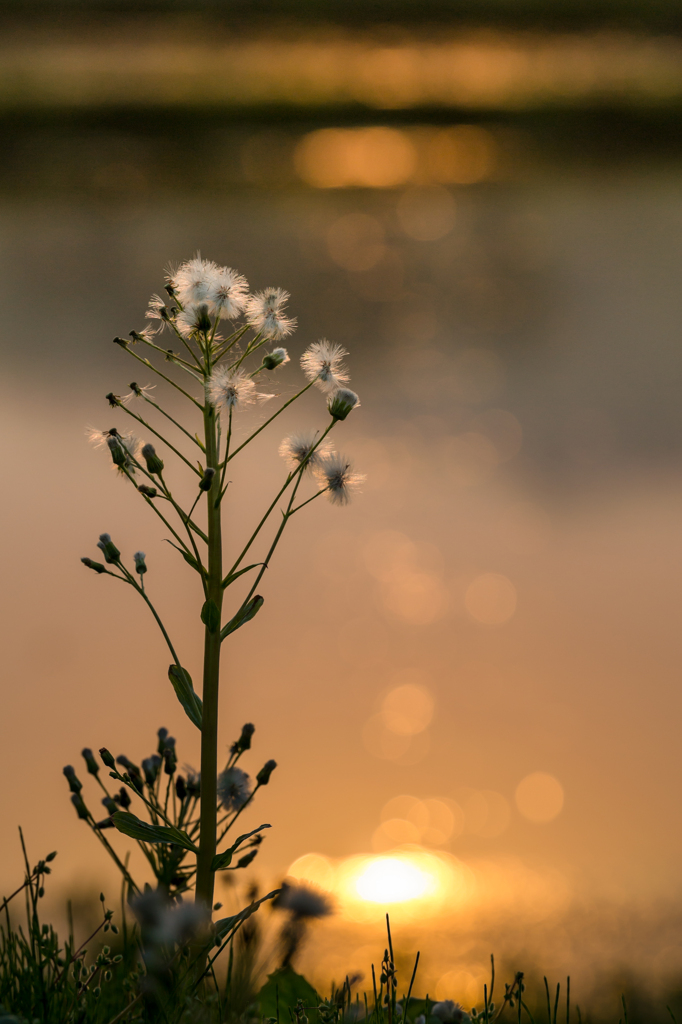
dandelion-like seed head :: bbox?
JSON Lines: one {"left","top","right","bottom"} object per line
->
{"left": 328, "top": 387, "right": 360, "bottom": 421}
{"left": 278, "top": 433, "right": 334, "bottom": 471}
{"left": 206, "top": 266, "right": 249, "bottom": 320}
{"left": 146, "top": 294, "right": 169, "bottom": 328}
{"left": 276, "top": 881, "right": 333, "bottom": 920}
{"left": 314, "top": 453, "right": 366, "bottom": 506}
{"left": 206, "top": 367, "right": 257, "bottom": 410}
{"left": 172, "top": 256, "right": 219, "bottom": 307}
{"left": 176, "top": 303, "right": 213, "bottom": 338}
{"left": 300, "top": 340, "right": 350, "bottom": 394}
{"left": 246, "top": 287, "right": 296, "bottom": 341}
{"left": 431, "top": 1003, "right": 470, "bottom": 1024}
{"left": 217, "top": 766, "right": 253, "bottom": 812}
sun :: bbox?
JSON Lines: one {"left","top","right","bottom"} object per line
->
{"left": 353, "top": 855, "right": 436, "bottom": 904}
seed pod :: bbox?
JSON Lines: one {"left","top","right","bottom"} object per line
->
{"left": 141, "top": 443, "right": 164, "bottom": 475}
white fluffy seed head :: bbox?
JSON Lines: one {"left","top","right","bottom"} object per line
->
{"left": 245, "top": 287, "right": 296, "bottom": 340}
{"left": 175, "top": 303, "right": 213, "bottom": 338}
{"left": 206, "top": 367, "right": 257, "bottom": 409}
{"left": 300, "top": 340, "right": 350, "bottom": 394}
{"left": 314, "top": 453, "right": 366, "bottom": 505}
{"left": 278, "top": 433, "right": 334, "bottom": 471}
{"left": 171, "top": 256, "right": 218, "bottom": 307}
{"left": 206, "top": 266, "right": 249, "bottom": 320}
{"left": 217, "top": 766, "right": 253, "bottom": 812}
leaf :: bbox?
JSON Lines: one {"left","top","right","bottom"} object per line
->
{"left": 211, "top": 823, "right": 271, "bottom": 871}
{"left": 168, "top": 664, "right": 203, "bottom": 729}
{"left": 112, "top": 811, "right": 197, "bottom": 852}
{"left": 220, "top": 595, "right": 264, "bottom": 642}
{"left": 201, "top": 599, "right": 221, "bottom": 634}
{"left": 164, "top": 539, "right": 205, "bottom": 576}
{"left": 256, "top": 966, "right": 320, "bottom": 1020}
{"left": 214, "top": 888, "right": 281, "bottom": 946}
{"left": 221, "top": 564, "right": 262, "bottom": 589}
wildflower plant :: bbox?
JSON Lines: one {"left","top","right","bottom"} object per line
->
{"left": 73, "top": 256, "right": 364, "bottom": 965}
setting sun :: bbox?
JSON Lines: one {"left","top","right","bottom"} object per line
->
{"left": 354, "top": 856, "right": 435, "bottom": 904}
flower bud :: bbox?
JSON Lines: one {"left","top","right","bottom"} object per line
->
{"left": 133, "top": 551, "right": 147, "bottom": 575}
{"left": 97, "top": 534, "right": 120, "bottom": 565}
{"left": 163, "top": 744, "right": 177, "bottom": 776}
{"left": 106, "top": 436, "right": 127, "bottom": 468}
{"left": 99, "top": 747, "right": 116, "bottom": 769}
{"left": 105, "top": 392, "right": 120, "bottom": 408}
{"left": 262, "top": 347, "right": 289, "bottom": 370}
{"left": 175, "top": 775, "right": 187, "bottom": 801}
{"left": 233, "top": 722, "right": 255, "bottom": 754}
{"left": 113, "top": 337, "right": 129, "bottom": 348}
{"left": 115, "top": 787, "right": 131, "bottom": 810}
{"left": 157, "top": 727, "right": 169, "bottom": 754}
{"left": 199, "top": 467, "right": 216, "bottom": 492}
{"left": 81, "top": 557, "right": 106, "bottom": 574}
{"left": 81, "top": 748, "right": 99, "bottom": 776}
{"left": 256, "top": 759, "right": 277, "bottom": 786}
{"left": 236, "top": 849, "right": 258, "bottom": 869}
{"left": 138, "top": 485, "right": 158, "bottom": 498}
{"left": 142, "top": 755, "right": 162, "bottom": 786}
{"left": 102, "top": 796, "right": 117, "bottom": 815}
{"left": 328, "top": 388, "right": 360, "bottom": 421}
{"left": 71, "top": 793, "right": 89, "bottom": 820}
{"left": 141, "top": 443, "right": 164, "bottom": 475}
{"left": 63, "top": 765, "right": 82, "bottom": 794}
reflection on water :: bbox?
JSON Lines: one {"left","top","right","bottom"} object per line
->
{"left": 1, "top": 120, "right": 682, "bottom": 1004}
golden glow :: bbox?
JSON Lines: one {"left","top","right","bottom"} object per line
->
{"left": 465, "top": 572, "right": 517, "bottom": 625}
{"left": 515, "top": 772, "right": 565, "bottom": 823}
{"left": 354, "top": 856, "right": 435, "bottom": 904}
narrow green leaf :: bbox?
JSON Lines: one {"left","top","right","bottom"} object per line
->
{"left": 214, "top": 888, "right": 281, "bottom": 945}
{"left": 220, "top": 595, "right": 264, "bottom": 642}
{"left": 168, "top": 664, "right": 203, "bottom": 729}
{"left": 211, "top": 823, "right": 271, "bottom": 871}
{"left": 221, "top": 564, "right": 262, "bottom": 589}
{"left": 201, "top": 599, "right": 221, "bottom": 634}
{"left": 164, "top": 539, "right": 205, "bottom": 576}
{"left": 112, "top": 811, "right": 197, "bottom": 852}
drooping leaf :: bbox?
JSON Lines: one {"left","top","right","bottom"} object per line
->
{"left": 256, "top": 966, "right": 320, "bottom": 1020}
{"left": 211, "top": 823, "right": 271, "bottom": 871}
{"left": 220, "top": 595, "right": 264, "bottom": 642}
{"left": 168, "top": 664, "right": 203, "bottom": 729}
{"left": 221, "top": 564, "right": 262, "bottom": 589}
{"left": 164, "top": 539, "right": 205, "bottom": 576}
{"left": 201, "top": 599, "right": 221, "bottom": 633}
{"left": 112, "top": 811, "right": 197, "bottom": 852}
{"left": 214, "top": 888, "right": 281, "bottom": 946}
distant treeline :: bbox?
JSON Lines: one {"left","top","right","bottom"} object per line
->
{"left": 4, "top": 0, "right": 682, "bottom": 33}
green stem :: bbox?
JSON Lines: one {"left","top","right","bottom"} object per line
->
{"left": 195, "top": 402, "right": 224, "bottom": 915}
{"left": 122, "top": 346, "right": 203, "bottom": 408}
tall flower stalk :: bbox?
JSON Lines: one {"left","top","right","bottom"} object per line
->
{"left": 80, "top": 256, "right": 364, "bottom": 921}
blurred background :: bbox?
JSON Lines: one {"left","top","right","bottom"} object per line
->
{"left": 2, "top": 0, "right": 682, "bottom": 1016}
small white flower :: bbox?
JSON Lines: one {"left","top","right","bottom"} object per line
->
{"left": 217, "top": 766, "right": 253, "bottom": 811}
{"left": 245, "top": 287, "right": 296, "bottom": 340}
{"left": 276, "top": 881, "right": 332, "bottom": 919}
{"left": 206, "top": 367, "right": 257, "bottom": 409}
{"left": 172, "top": 255, "right": 219, "bottom": 307}
{"left": 279, "top": 433, "right": 334, "bottom": 471}
{"left": 300, "top": 340, "right": 350, "bottom": 394}
{"left": 176, "top": 303, "right": 213, "bottom": 338}
{"left": 263, "top": 347, "right": 290, "bottom": 370}
{"left": 206, "top": 266, "right": 249, "bottom": 320}
{"left": 431, "top": 1002, "right": 470, "bottom": 1024}
{"left": 314, "top": 454, "right": 366, "bottom": 506}
{"left": 328, "top": 387, "right": 360, "bottom": 421}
